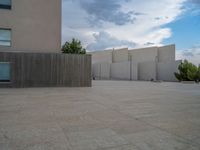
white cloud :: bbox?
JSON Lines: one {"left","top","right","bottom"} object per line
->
{"left": 86, "top": 31, "right": 136, "bottom": 51}
{"left": 62, "top": 0, "right": 186, "bottom": 50}
{"left": 176, "top": 45, "right": 200, "bottom": 65}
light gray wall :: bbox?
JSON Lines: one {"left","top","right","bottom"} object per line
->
{"left": 131, "top": 61, "right": 138, "bottom": 80}
{"left": 111, "top": 62, "right": 131, "bottom": 80}
{"left": 129, "top": 47, "right": 158, "bottom": 63}
{"left": 157, "top": 60, "right": 181, "bottom": 81}
{"left": 158, "top": 45, "right": 175, "bottom": 62}
{"left": 92, "top": 63, "right": 101, "bottom": 79}
{"left": 90, "top": 50, "right": 113, "bottom": 64}
{"left": 113, "top": 48, "right": 129, "bottom": 63}
{"left": 138, "top": 61, "right": 156, "bottom": 81}
{"left": 0, "top": 0, "right": 61, "bottom": 52}
{"left": 92, "top": 63, "right": 111, "bottom": 80}
{"left": 90, "top": 45, "right": 179, "bottom": 82}
{"left": 99, "top": 63, "right": 111, "bottom": 80}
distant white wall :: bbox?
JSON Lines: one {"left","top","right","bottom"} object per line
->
{"left": 100, "top": 63, "right": 111, "bottom": 79}
{"left": 131, "top": 61, "right": 138, "bottom": 80}
{"left": 138, "top": 61, "right": 156, "bottom": 81}
{"left": 129, "top": 47, "right": 158, "bottom": 63}
{"left": 90, "top": 45, "right": 179, "bottom": 82}
{"left": 113, "top": 48, "right": 129, "bottom": 63}
{"left": 158, "top": 45, "right": 175, "bottom": 62}
{"left": 90, "top": 50, "right": 113, "bottom": 64}
{"left": 111, "top": 62, "right": 131, "bottom": 80}
{"left": 92, "top": 63, "right": 101, "bottom": 79}
{"left": 92, "top": 63, "right": 110, "bottom": 79}
{"left": 157, "top": 60, "right": 181, "bottom": 81}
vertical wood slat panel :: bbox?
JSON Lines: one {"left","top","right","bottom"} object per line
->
{"left": 0, "top": 52, "right": 91, "bottom": 88}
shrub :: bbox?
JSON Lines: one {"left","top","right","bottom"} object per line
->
{"left": 61, "top": 38, "right": 86, "bottom": 54}
{"left": 174, "top": 60, "right": 199, "bottom": 82}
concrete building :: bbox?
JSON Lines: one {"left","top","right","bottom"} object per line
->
{"left": 90, "top": 45, "right": 181, "bottom": 82}
{"left": 0, "top": 0, "right": 61, "bottom": 52}
{"left": 0, "top": 0, "right": 92, "bottom": 87}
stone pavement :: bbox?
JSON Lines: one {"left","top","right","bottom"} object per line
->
{"left": 0, "top": 81, "right": 200, "bottom": 150}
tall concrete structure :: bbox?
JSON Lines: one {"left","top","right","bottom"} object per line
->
{"left": 0, "top": 1, "right": 92, "bottom": 88}
{"left": 90, "top": 45, "right": 181, "bottom": 82}
{"left": 0, "top": 0, "right": 61, "bottom": 52}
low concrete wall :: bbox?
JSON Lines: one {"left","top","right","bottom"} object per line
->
{"left": 90, "top": 45, "right": 179, "bottom": 82}
{"left": 0, "top": 52, "right": 92, "bottom": 87}
{"left": 92, "top": 63, "right": 101, "bottom": 79}
{"left": 131, "top": 61, "right": 138, "bottom": 80}
{"left": 111, "top": 62, "right": 131, "bottom": 80}
{"left": 157, "top": 60, "right": 181, "bottom": 81}
{"left": 92, "top": 63, "right": 111, "bottom": 80}
{"left": 138, "top": 61, "right": 156, "bottom": 81}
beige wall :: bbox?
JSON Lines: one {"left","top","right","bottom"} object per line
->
{"left": 111, "top": 62, "right": 131, "bottom": 80}
{"left": 90, "top": 50, "right": 113, "bottom": 64}
{"left": 113, "top": 48, "right": 129, "bottom": 63}
{"left": 90, "top": 45, "right": 179, "bottom": 82}
{"left": 129, "top": 47, "right": 158, "bottom": 63}
{"left": 138, "top": 61, "right": 157, "bottom": 81}
{"left": 157, "top": 60, "right": 181, "bottom": 81}
{"left": 0, "top": 0, "right": 61, "bottom": 52}
{"left": 158, "top": 45, "right": 175, "bottom": 62}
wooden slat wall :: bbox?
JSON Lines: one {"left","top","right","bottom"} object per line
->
{"left": 0, "top": 52, "right": 92, "bottom": 88}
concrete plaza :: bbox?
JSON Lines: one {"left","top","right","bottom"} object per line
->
{"left": 0, "top": 81, "right": 200, "bottom": 150}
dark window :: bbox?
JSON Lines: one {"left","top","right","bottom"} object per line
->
{"left": 0, "top": 0, "right": 11, "bottom": 9}
{"left": 0, "top": 62, "right": 10, "bottom": 82}
{"left": 0, "top": 29, "right": 11, "bottom": 47}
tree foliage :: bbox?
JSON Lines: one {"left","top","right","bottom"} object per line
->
{"left": 174, "top": 60, "right": 200, "bottom": 82}
{"left": 61, "top": 38, "right": 86, "bottom": 54}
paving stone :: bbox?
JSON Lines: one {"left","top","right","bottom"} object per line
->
{"left": 0, "top": 81, "right": 200, "bottom": 150}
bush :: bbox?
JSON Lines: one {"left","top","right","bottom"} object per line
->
{"left": 61, "top": 38, "right": 86, "bottom": 54}
{"left": 174, "top": 60, "right": 199, "bottom": 82}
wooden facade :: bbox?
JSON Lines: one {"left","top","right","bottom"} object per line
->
{"left": 0, "top": 52, "right": 91, "bottom": 88}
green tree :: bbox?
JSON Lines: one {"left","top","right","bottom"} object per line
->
{"left": 174, "top": 60, "right": 199, "bottom": 82}
{"left": 61, "top": 38, "right": 86, "bottom": 54}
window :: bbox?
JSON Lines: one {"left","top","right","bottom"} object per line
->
{"left": 0, "top": 62, "right": 10, "bottom": 82}
{"left": 0, "top": 0, "right": 11, "bottom": 9}
{"left": 0, "top": 29, "right": 11, "bottom": 47}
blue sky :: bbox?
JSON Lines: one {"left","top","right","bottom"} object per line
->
{"left": 62, "top": 0, "right": 200, "bottom": 64}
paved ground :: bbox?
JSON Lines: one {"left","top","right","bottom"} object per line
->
{"left": 0, "top": 81, "right": 200, "bottom": 150}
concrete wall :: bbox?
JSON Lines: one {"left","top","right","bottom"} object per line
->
{"left": 90, "top": 45, "right": 179, "bottom": 82}
{"left": 90, "top": 50, "right": 113, "bottom": 64}
{"left": 131, "top": 61, "right": 138, "bottom": 80}
{"left": 0, "top": 0, "right": 61, "bottom": 52}
{"left": 92, "top": 63, "right": 101, "bottom": 79}
{"left": 157, "top": 60, "right": 181, "bottom": 81}
{"left": 92, "top": 63, "right": 110, "bottom": 80}
{"left": 113, "top": 48, "right": 129, "bottom": 63}
{"left": 0, "top": 52, "right": 92, "bottom": 87}
{"left": 138, "top": 61, "right": 156, "bottom": 81}
{"left": 129, "top": 47, "right": 158, "bottom": 63}
{"left": 111, "top": 62, "right": 131, "bottom": 80}
{"left": 158, "top": 45, "right": 175, "bottom": 62}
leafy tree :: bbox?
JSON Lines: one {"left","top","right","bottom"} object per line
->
{"left": 197, "top": 65, "right": 200, "bottom": 82}
{"left": 174, "top": 60, "right": 199, "bottom": 82}
{"left": 61, "top": 38, "right": 86, "bottom": 54}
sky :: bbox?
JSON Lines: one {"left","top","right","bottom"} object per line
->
{"left": 62, "top": 0, "right": 200, "bottom": 65}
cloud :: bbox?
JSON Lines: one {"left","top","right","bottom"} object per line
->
{"left": 62, "top": 0, "right": 186, "bottom": 51}
{"left": 177, "top": 45, "right": 200, "bottom": 65}
{"left": 78, "top": 0, "right": 139, "bottom": 26}
{"left": 86, "top": 31, "right": 136, "bottom": 51}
